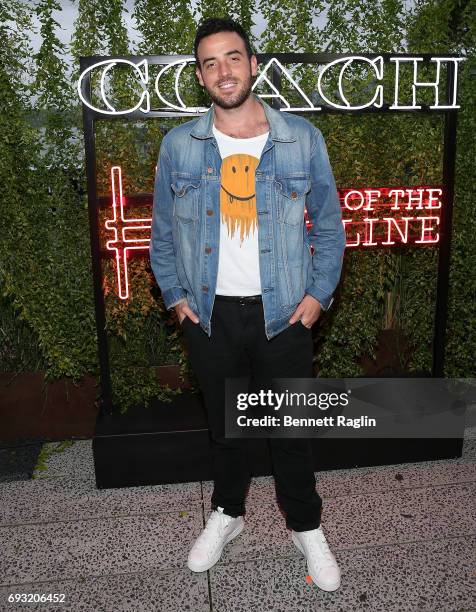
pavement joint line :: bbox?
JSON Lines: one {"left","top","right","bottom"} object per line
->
{"left": 1, "top": 534, "right": 474, "bottom": 589}
{"left": 1, "top": 477, "right": 201, "bottom": 489}
{"left": 315, "top": 477, "right": 476, "bottom": 499}
{"left": 29, "top": 462, "right": 473, "bottom": 481}
{"left": 24, "top": 475, "right": 97, "bottom": 482}
{"left": 0, "top": 564, "right": 208, "bottom": 589}
{"left": 207, "top": 532, "right": 476, "bottom": 566}
{"left": 30, "top": 475, "right": 96, "bottom": 482}
{"left": 0, "top": 506, "right": 207, "bottom": 528}
{"left": 24, "top": 453, "right": 476, "bottom": 482}
{"left": 201, "top": 481, "right": 214, "bottom": 612}
{"left": 3, "top": 473, "right": 476, "bottom": 496}
{"left": 206, "top": 478, "right": 476, "bottom": 502}
{"left": 312, "top": 457, "right": 475, "bottom": 474}
{"left": 215, "top": 476, "right": 476, "bottom": 496}
{"left": 0, "top": 479, "right": 474, "bottom": 528}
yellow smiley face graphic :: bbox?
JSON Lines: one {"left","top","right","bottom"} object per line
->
{"left": 220, "top": 154, "right": 259, "bottom": 243}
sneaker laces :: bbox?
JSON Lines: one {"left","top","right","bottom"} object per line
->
{"left": 302, "top": 527, "right": 335, "bottom": 567}
{"left": 196, "top": 508, "right": 232, "bottom": 550}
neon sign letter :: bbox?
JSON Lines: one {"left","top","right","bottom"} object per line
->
{"left": 77, "top": 59, "right": 150, "bottom": 115}
{"left": 317, "top": 56, "right": 383, "bottom": 111}
{"left": 390, "top": 57, "right": 464, "bottom": 110}
{"left": 105, "top": 166, "right": 152, "bottom": 299}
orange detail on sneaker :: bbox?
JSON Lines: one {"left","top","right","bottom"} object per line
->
{"left": 292, "top": 525, "right": 341, "bottom": 591}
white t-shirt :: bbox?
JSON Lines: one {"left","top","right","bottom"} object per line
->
{"left": 213, "top": 124, "right": 269, "bottom": 296}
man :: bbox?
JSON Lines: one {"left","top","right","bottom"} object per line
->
{"left": 150, "top": 17, "right": 346, "bottom": 592}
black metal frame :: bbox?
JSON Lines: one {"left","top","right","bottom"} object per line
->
{"left": 79, "top": 53, "right": 461, "bottom": 414}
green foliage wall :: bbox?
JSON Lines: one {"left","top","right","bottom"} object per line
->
{"left": 0, "top": 0, "right": 474, "bottom": 410}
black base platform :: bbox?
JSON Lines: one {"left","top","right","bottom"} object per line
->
{"left": 93, "top": 390, "right": 464, "bottom": 489}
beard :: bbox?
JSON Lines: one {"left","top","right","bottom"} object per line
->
{"left": 205, "top": 72, "right": 254, "bottom": 109}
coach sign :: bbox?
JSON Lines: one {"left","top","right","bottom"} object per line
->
{"left": 78, "top": 54, "right": 464, "bottom": 116}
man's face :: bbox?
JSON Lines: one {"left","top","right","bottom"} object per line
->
{"left": 195, "top": 31, "right": 257, "bottom": 109}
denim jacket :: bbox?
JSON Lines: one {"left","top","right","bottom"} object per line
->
{"left": 150, "top": 94, "right": 346, "bottom": 339}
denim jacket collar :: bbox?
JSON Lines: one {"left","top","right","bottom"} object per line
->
{"left": 189, "top": 93, "right": 297, "bottom": 143}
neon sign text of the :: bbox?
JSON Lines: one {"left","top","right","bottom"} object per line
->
{"left": 78, "top": 56, "right": 464, "bottom": 116}
{"left": 338, "top": 186, "right": 442, "bottom": 248}
{"left": 342, "top": 187, "right": 442, "bottom": 211}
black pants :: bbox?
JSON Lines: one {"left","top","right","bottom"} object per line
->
{"left": 182, "top": 297, "right": 322, "bottom": 532}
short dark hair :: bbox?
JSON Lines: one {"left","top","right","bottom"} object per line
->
{"left": 194, "top": 17, "right": 254, "bottom": 68}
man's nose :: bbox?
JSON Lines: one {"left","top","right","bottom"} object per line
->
{"left": 217, "top": 60, "right": 232, "bottom": 79}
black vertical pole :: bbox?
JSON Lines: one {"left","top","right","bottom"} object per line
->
{"left": 80, "top": 57, "right": 114, "bottom": 413}
{"left": 271, "top": 62, "right": 283, "bottom": 110}
{"left": 432, "top": 62, "right": 458, "bottom": 377}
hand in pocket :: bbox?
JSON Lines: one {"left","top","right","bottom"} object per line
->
{"left": 175, "top": 301, "right": 199, "bottom": 325}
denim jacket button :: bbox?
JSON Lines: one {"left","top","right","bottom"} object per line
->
{"left": 206, "top": 209, "right": 213, "bottom": 216}
{"left": 207, "top": 167, "right": 213, "bottom": 174}
{"left": 291, "top": 191, "right": 297, "bottom": 199}
{"left": 204, "top": 247, "right": 211, "bottom": 254}
{"left": 202, "top": 285, "right": 209, "bottom": 293}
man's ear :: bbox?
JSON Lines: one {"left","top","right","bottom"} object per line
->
{"left": 195, "top": 66, "right": 204, "bottom": 86}
{"left": 250, "top": 54, "right": 258, "bottom": 77}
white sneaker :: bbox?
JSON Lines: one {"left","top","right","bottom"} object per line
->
{"left": 292, "top": 525, "right": 341, "bottom": 591}
{"left": 187, "top": 506, "right": 244, "bottom": 572}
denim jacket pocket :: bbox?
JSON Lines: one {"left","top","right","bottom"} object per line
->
{"left": 274, "top": 177, "right": 310, "bottom": 309}
{"left": 171, "top": 179, "right": 200, "bottom": 222}
{"left": 171, "top": 179, "right": 200, "bottom": 294}
{"left": 275, "top": 177, "right": 310, "bottom": 227}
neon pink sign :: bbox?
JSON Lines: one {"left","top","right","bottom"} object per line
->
{"left": 104, "top": 166, "right": 152, "bottom": 299}
{"left": 336, "top": 186, "right": 442, "bottom": 247}
{"left": 102, "top": 167, "right": 442, "bottom": 299}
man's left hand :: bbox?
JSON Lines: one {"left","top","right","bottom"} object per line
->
{"left": 289, "top": 294, "right": 322, "bottom": 328}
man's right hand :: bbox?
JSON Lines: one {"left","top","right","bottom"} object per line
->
{"left": 175, "top": 301, "right": 199, "bottom": 325}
